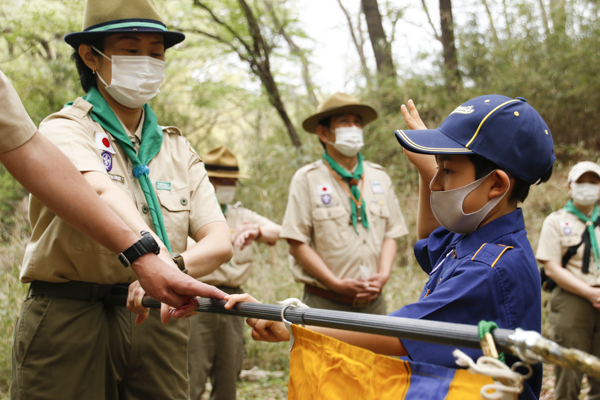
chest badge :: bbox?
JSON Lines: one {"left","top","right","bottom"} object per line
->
{"left": 370, "top": 180, "right": 384, "bottom": 194}
{"left": 101, "top": 151, "right": 113, "bottom": 172}
{"left": 95, "top": 132, "right": 116, "bottom": 154}
{"left": 321, "top": 194, "right": 332, "bottom": 204}
{"left": 561, "top": 220, "right": 572, "bottom": 235}
{"left": 156, "top": 181, "right": 172, "bottom": 191}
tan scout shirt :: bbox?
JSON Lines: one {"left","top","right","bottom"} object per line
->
{"left": 537, "top": 208, "right": 600, "bottom": 286}
{"left": 200, "top": 202, "right": 276, "bottom": 287}
{"left": 21, "top": 98, "right": 224, "bottom": 284}
{"left": 280, "top": 159, "right": 408, "bottom": 288}
{"left": 0, "top": 70, "right": 37, "bottom": 153}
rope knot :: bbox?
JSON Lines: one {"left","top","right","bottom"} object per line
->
{"left": 348, "top": 178, "right": 359, "bottom": 186}
{"left": 132, "top": 165, "right": 150, "bottom": 178}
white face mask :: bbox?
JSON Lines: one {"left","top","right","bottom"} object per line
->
{"left": 430, "top": 171, "right": 509, "bottom": 235}
{"left": 215, "top": 185, "right": 236, "bottom": 205}
{"left": 571, "top": 182, "right": 600, "bottom": 206}
{"left": 329, "top": 126, "right": 364, "bottom": 157}
{"left": 91, "top": 46, "right": 165, "bottom": 109}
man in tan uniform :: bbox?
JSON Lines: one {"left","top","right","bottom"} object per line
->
{"left": 188, "top": 146, "right": 281, "bottom": 400}
{"left": 11, "top": 1, "right": 232, "bottom": 399}
{"left": 281, "top": 93, "right": 408, "bottom": 314}
{"left": 0, "top": 70, "right": 210, "bottom": 310}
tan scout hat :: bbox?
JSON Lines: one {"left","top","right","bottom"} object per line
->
{"left": 302, "top": 92, "right": 378, "bottom": 133}
{"left": 204, "top": 146, "right": 249, "bottom": 179}
{"left": 64, "top": 0, "right": 185, "bottom": 50}
{"left": 568, "top": 161, "right": 600, "bottom": 183}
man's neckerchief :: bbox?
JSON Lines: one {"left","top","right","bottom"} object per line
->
{"left": 564, "top": 199, "right": 600, "bottom": 271}
{"left": 67, "top": 86, "right": 172, "bottom": 253}
{"left": 322, "top": 152, "right": 368, "bottom": 234}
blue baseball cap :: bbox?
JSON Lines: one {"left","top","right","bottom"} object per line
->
{"left": 395, "top": 95, "right": 555, "bottom": 184}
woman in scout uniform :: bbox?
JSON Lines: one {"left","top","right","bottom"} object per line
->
{"left": 537, "top": 161, "right": 600, "bottom": 400}
{"left": 11, "top": 1, "right": 232, "bottom": 399}
{"left": 188, "top": 146, "right": 281, "bottom": 400}
{"left": 280, "top": 93, "right": 408, "bottom": 315}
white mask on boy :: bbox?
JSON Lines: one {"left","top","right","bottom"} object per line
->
{"left": 430, "top": 171, "right": 509, "bottom": 235}
{"left": 91, "top": 46, "right": 165, "bottom": 109}
{"left": 571, "top": 182, "right": 600, "bottom": 206}
{"left": 215, "top": 185, "right": 236, "bottom": 205}
{"left": 329, "top": 126, "right": 364, "bottom": 157}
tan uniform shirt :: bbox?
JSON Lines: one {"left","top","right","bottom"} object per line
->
{"left": 537, "top": 208, "right": 600, "bottom": 286}
{"left": 200, "top": 202, "right": 275, "bottom": 287}
{"left": 21, "top": 98, "right": 224, "bottom": 284}
{"left": 0, "top": 70, "right": 37, "bottom": 153}
{"left": 280, "top": 159, "right": 408, "bottom": 288}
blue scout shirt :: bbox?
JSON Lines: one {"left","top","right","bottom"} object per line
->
{"left": 389, "top": 208, "right": 542, "bottom": 400}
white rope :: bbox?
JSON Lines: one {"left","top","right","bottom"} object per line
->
{"left": 277, "top": 298, "right": 309, "bottom": 351}
{"left": 453, "top": 349, "right": 527, "bottom": 400}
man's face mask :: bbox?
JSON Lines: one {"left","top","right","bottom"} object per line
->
{"left": 328, "top": 126, "right": 364, "bottom": 157}
{"left": 92, "top": 46, "right": 165, "bottom": 109}
{"left": 430, "top": 171, "right": 509, "bottom": 235}
{"left": 215, "top": 185, "right": 236, "bottom": 205}
{"left": 571, "top": 182, "right": 600, "bottom": 206}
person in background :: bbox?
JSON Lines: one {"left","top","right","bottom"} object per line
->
{"left": 280, "top": 92, "right": 408, "bottom": 314}
{"left": 537, "top": 161, "right": 600, "bottom": 400}
{"left": 188, "top": 146, "right": 281, "bottom": 400}
{"left": 11, "top": 1, "right": 232, "bottom": 399}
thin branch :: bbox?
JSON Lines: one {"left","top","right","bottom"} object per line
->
{"left": 420, "top": 0, "right": 440, "bottom": 41}
{"left": 481, "top": 0, "right": 499, "bottom": 43}
{"left": 178, "top": 27, "right": 253, "bottom": 64}
{"left": 337, "top": 0, "right": 373, "bottom": 85}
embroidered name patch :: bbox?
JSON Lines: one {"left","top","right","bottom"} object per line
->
{"left": 370, "top": 180, "right": 383, "bottom": 194}
{"left": 156, "top": 181, "right": 172, "bottom": 191}
{"left": 95, "top": 132, "right": 116, "bottom": 154}
{"left": 109, "top": 174, "right": 124, "bottom": 184}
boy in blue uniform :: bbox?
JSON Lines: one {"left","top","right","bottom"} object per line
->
{"left": 224, "top": 95, "right": 555, "bottom": 400}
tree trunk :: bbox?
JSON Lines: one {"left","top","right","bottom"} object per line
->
{"left": 439, "top": 0, "right": 460, "bottom": 93}
{"left": 360, "top": 0, "right": 396, "bottom": 82}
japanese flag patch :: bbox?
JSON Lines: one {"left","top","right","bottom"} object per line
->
{"left": 317, "top": 184, "right": 332, "bottom": 195}
{"left": 95, "top": 132, "right": 116, "bottom": 154}
{"left": 561, "top": 220, "right": 572, "bottom": 235}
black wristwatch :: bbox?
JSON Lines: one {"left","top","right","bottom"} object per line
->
{"left": 118, "top": 231, "right": 160, "bottom": 268}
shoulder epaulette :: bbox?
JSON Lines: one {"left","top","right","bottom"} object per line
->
{"left": 161, "top": 126, "right": 183, "bottom": 136}
{"left": 64, "top": 98, "right": 93, "bottom": 119}
{"left": 364, "top": 160, "right": 386, "bottom": 171}
{"left": 231, "top": 201, "right": 243, "bottom": 209}
{"left": 471, "top": 243, "right": 514, "bottom": 268}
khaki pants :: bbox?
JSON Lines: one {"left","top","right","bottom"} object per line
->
{"left": 188, "top": 286, "right": 245, "bottom": 400}
{"left": 302, "top": 290, "right": 387, "bottom": 315}
{"left": 549, "top": 287, "right": 600, "bottom": 400}
{"left": 11, "top": 294, "right": 190, "bottom": 400}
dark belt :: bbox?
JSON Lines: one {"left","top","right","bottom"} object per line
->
{"left": 29, "top": 281, "right": 130, "bottom": 303}
{"left": 304, "top": 284, "right": 372, "bottom": 308}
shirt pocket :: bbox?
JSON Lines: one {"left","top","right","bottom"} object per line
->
{"left": 369, "top": 203, "right": 390, "bottom": 244}
{"left": 157, "top": 187, "right": 191, "bottom": 253}
{"left": 311, "top": 206, "right": 350, "bottom": 251}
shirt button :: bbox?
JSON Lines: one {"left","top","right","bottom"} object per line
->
{"left": 142, "top": 205, "right": 149, "bottom": 214}
{"left": 363, "top": 240, "right": 367, "bottom": 244}
{"left": 181, "top": 198, "right": 188, "bottom": 206}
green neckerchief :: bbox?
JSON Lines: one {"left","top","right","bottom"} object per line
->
{"left": 66, "top": 87, "right": 172, "bottom": 253}
{"left": 221, "top": 204, "right": 228, "bottom": 215}
{"left": 322, "top": 152, "right": 368, "bottom": 234}
{"left": 564, "top": 199, "right": 600, "bottom": 270}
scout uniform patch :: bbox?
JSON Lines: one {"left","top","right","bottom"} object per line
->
{"left": 318, "top": 184, "right": 332, "bottom": 205}
{"left": 156, "top": 181, "right": 172, "bottom": 191}
{"left": 370, "top": 180, "right": 383, "bottom": 194}
{"left": 561, "top": 220, "right": 572, "bottom": 235}
{"left": 95, "top": 132, "right": 116, "bottom": 154}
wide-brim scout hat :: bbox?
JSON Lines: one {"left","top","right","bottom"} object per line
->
{"left": 204, "top": 146, "right": 249, "bottom": 179}
{"left": 64, "top": 0, "right": 185, "bottom": 50}
{"left": 568, "top": 161, "right": 600, "bottom": 183}
{"left": 302, "top": 92, "right": 378, "bottom": 133}
{"left": 395, "top": 95, "right": 556, "bottom": 185}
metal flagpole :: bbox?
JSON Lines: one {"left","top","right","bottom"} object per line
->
{"left": 104, "top": 295, "right": 600, "bottom": 379}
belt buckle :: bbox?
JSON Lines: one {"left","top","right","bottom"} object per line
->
{"left": 352, "top": 298, "right": 371, "bottom": 308}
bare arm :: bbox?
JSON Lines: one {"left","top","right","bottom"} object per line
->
{"left": 400, "top": 100, "right": 440, "bottom": 239}
{"left": 544, "top": 259, "right": 600, "bottom": 309}
{"left": 288, "top": 239, "right": 371, "bottom": 297}
{"left": 183, "top": 221, "right": 233, "bottom": 278}
{"left": 233, "top": 221, "right": 282, "bottom": 249}
{"left": 1, "top": 132, "right": 225, "bottom": 309}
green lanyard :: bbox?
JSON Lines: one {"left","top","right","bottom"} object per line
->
{"left": 322, "top": 152, "right": 369, "bottom": 234}
{"left": 67, "top": 87, "right": 172, "bottom": 253}
{"left": 564, "top": 199, "right": 600, "bottom": 270}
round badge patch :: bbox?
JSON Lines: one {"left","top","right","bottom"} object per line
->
{"left": 321, "top": 194, "right": 332, "bottom": 204}
{"left": 563, "top": 227, "right": 572, "bottom": 235}
{"left": 102, "top": 151, "right": 113, "bottom": 172}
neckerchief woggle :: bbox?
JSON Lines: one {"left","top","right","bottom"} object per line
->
{"left": 564, "top": 199, "right": 600, "bottom": 270}
{"left": 66, "top": 86, "right": 172, "bottom": 253}
{"left": 322, "top": 152, "right": 368, "bottom": 234}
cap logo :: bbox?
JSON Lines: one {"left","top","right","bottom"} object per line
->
{"left": 450, "top": 105, "right": 475, "bottom": 115}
